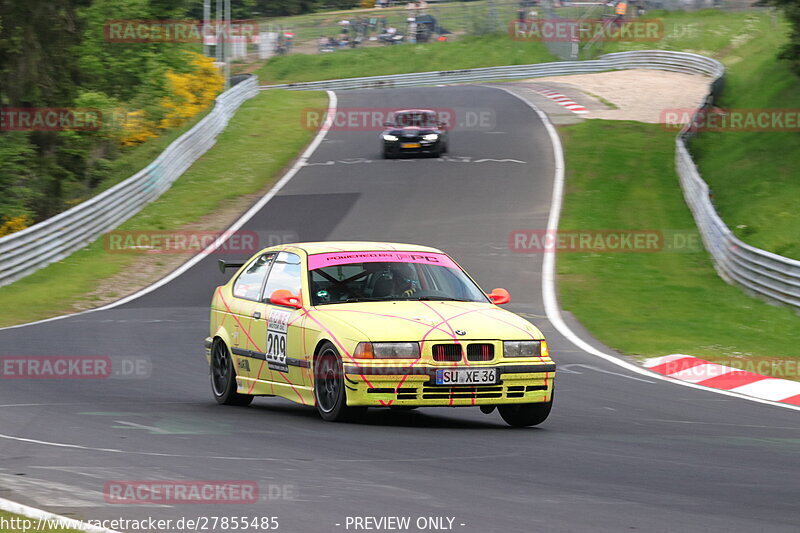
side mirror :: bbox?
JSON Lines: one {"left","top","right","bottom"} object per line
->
{"left": 487, "top": 288, "right": 511, "bottom": 305}
{"left": 270, "top": 289, "right": 302, "bottom": 309}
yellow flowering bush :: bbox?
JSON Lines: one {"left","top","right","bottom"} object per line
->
{"left": 159, "top": 51, "right": 225, "bottom": 130}
{"left": 120, "top": 109, "right": 158, "bottom": 146}
{"left": 0, "top": 214, "right": 32, "bottom": 237}
{"left": 119, "top": 52, "right": 223, "bottom": 146}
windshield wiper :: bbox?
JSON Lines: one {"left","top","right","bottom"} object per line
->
{"left": 412, "top": 296, "right": 470, "bottom": 301}
{"left": 314, "top": 297, "right": 388, "bottom": 305}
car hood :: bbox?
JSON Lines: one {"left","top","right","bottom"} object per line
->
{"left": 310, "top": 300, "right": 543, "bottom": 342}
{"left": 385, "top": 127, "right": 440, "bottom": 135}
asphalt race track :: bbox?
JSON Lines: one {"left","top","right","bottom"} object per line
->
{"left": 1, "top": 85, "right": 798, "bottom": 533}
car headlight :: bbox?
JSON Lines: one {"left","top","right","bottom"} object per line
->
{"left": 503, "top": 340, "right": 544, "bottom": 357}
{"left": 354, "top": 342, "right": 420, "bottom": 359}
{"left": 382, "top": 134, "right": 398, "bottom": 141}
{"left": 422, "top": 133, "right": 439, "bottom": 141}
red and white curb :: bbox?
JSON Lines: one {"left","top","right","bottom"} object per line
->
{"left": 530, "top": 87, "right": 589, "bottom": 114}
{"left": 643, "top": 354, "right": 800, "bottom": 406}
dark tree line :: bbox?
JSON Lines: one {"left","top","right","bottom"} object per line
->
{"left": 758, "top": 0, "right": 800, "bottom": 76}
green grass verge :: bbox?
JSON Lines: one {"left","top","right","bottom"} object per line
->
{"left": 0, "top": 511, "right": 84, "bottom": 533}
{"left": 598, "top": 9, "right": 776, "bottom": 58}
{"left": 557, "top": 120, "right": 800, "bottom": 377}
{"left": 0, "top": 90, "right": 326, "bottom": 328}
{"left": 600, "top": 10, "right": 800, "bottom": 259}
{"left": 255, "top": 33, "right": 555, "bottom": 83}
{"left": 687, "top": 16, "right": 800, "bottom": 259}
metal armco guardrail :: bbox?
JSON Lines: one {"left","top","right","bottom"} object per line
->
{"left": 676, "top": 87, "right": 800, "bottom": 310}
{"left": 262, "top": 50, "right": 800, "bottom": 311}
{"left": 0, "top": 76, "right": 259, "bottom": 287}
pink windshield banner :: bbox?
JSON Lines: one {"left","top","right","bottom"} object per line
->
{"left": 307, "top": 251, "right": 459, "bottom": 270}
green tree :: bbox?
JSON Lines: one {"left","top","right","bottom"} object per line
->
{"left": 76, "top": 0, "right": 193, "bottom": 102}
{"left": 758, "top": 0, "right": 800, "bottom": 75}
{"left": 0, "top": 132, "right": 39, "bottom": 221}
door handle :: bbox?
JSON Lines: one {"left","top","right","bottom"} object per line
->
{"left": 253, "top": 311, "right": 261, "bottom": 319}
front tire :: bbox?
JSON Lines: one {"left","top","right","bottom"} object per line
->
{"left": 314, "top": 342, "right": 366, "bottom": 422}
{"left": 210, "top": 340, "right": 253, "bottom": 406}
{"left": 498, "top": 401, "right": 552, "bottom": 427}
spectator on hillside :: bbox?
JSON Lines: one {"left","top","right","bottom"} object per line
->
{"left": 615, "top": 0, "right": 628, "bottom": 23}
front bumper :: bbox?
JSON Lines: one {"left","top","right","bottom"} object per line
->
{"left": 343, "top": 362, "right": 555, "bottom": 407}
{"left": 383, "top": 139, "right": 442, "bottom": 156}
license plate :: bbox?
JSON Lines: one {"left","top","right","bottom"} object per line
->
{"left": 401, "top": 143, "right": 421, "bottom": 148}
{"left": 435, "top": 368, "right": 498, "bottom": 385}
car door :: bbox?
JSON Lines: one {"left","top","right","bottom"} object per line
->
{"left": 259, "top": 251, "right": 307, "bottom": 388}
{"left": 229, "top": 252, "right": 276, "bottom": 387}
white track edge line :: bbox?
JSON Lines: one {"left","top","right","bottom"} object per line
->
{"left": 0, "top": 91, "right": 338, "bottom": 332}
{"left": 493, "top": 85, "right": 800, "bottom": 413}
{"left": 0, "top": 497, "right": 120, "bottom": 533}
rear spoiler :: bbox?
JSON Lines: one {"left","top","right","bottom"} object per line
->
{"left": 218, "top": 259, "right": 245, "bottom": 274}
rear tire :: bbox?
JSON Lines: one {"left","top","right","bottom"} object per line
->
{"left": 314, "top": 342, "right": 366, "bottom": 422}
{"left": 210, "top": 340, "right": 253, "bottom": 406}
{"left": 498, "top": 401, "right": 552, "bottom": 427}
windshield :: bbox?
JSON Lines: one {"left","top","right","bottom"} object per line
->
{"left": 308, "top": 254, "right": 488, "bottom": 306}
{"left": 393, "top": 112, "right": 437, "bottom": 128}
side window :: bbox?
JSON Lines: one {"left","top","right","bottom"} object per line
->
{"left": 233, "top": 253, "right": 274, "bottom": 301}
{"left": 263, "top": 252, "right": 303, "bottom": 303}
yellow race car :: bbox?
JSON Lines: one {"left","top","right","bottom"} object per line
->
{"left": 205, "top": 242, "right": 555, "bottom": 426}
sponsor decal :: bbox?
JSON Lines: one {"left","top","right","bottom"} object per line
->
{"left": 266, "top": 309, "right": 291, "bottom": 372}
{"left": 307, "top": 251, "right": 458, "bottom": 270}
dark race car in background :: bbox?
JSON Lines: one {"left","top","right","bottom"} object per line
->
{"left": 381, "top": 109, "right": 449, "bottom": 158}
